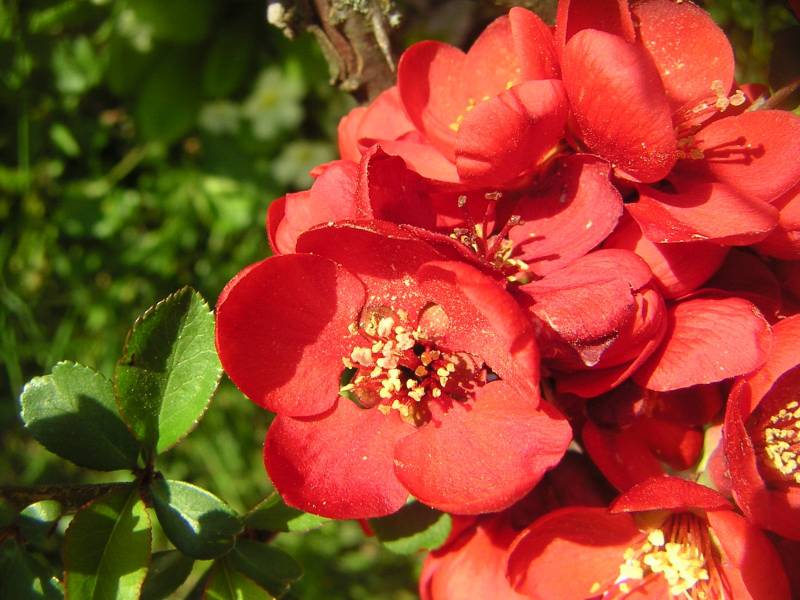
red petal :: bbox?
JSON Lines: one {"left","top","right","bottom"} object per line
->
{"left": 266, "top": 195, "right": 287, "bottom": 254}
{"left": 398, "top": 41, "right": 466, "bottom": 159}
{"left": 562, "top": 30, "right": 676, "bottom": 182}
{"left": 692, "top": 110, "right": 800, "bottom": 204}
{"left": 416, "top": 260, "right": 540, "bottom": 393}
{"left": 556, "top": 287, "right": 667, "bottom": 397}
{"left": 273, "top": 161, "right": 359, "bottom": 253}
{"left": 422, "top": 519, "right": 526, "bottom": 600}
{"left": 555, "top": 0, "right": 636, "bottom": 49}
{"left": 461, "top": 11, "right": 552, "bottom": 98}
{"left": 744, "top": 314, "right": 800, "bottom": 413}
{"left": 604, "top": 212, "right": 729, "bottom": 298}
{"left": 520, "top": 250, "right": 651, "bottom": 368}
{"left": 394, "top": 380, "right": 571, "bottom": 514}
{"left": 508, "top": 7, "right": 560, "bottom": 79}
{"left": 338, "top": 105, "right": 368, "bottom": 161}
{"left": 373, "top": 137, "right": 460, "bottom": 183}
{"left": 510, "top": 155, "right": 623, "bottom": 276}
{"left": 216, "top": 254, "right": 365, "bottom": 416}
{"left": 706, "top": 509, "right": 791, "bottom": 600}
{"left": 706, "top": 248, "right": 782, "bottom": 319}
{"left": 522, "top": 248, "right": 652, "bottom": 295}
{"left": 582, "top": 421, "right": 665, "bottom": 491}
{"left": 264, "top": 399, "right": 411, "bottom": 518}
{"left": 756, "top": 182, "right": 800, "bottom": 259}
{"left": 635, "top": 296, "right": 771, "bottom": 391}
{"left": 508, "top": 507, "right": 641, "bottom": 600}
{"left": 633, "top": 0, "right": 734, "bottom": 110}
{"left": 353, "top": 86, "right": 414, "bottom": 151}
{"left": 633, "top": 417, "right": 703, "bottom": 471}
{"left": 455, "top": 79, "right": 568, "bottom": 185}
{"left": 611, "top": 476, "right": 731, "bottom": 513}
{"left": 355, "top": 145, "right": 436, "bottom": 229}
{"left": 629, "top": 178, "right": 777, "bottom": 245}
{"left": 296, "top": 222, "right": 445, "bottom": 320}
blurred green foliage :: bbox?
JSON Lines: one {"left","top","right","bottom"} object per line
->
{"left": 1, "top": 0, "right": 798, "bottom": 597}
{"left": 0, "top": 0, "right": 419, "bottom": 597}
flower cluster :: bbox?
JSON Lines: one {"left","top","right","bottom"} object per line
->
{"left": 216, "top": 0, "right": 800, "bottom": 597}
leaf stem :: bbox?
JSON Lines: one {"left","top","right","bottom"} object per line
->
{"left": 0, "top": 482, "right": 133, "bottom": 512}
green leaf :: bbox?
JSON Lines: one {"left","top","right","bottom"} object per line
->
{"left": 18, "top": 500, "right": 62, "bottom": 544}
{"left": 204, "top": 560, "right": 272, "bottom": 600}
{"left": 369, "top": 502, "right": 452, "bottom": 555}
{"left": 245, "top": 493, "right": 329, "bottom": 533}
{"left": 63, "top": 486, "right": 151, "bottom": 600}
{"left": 20, "top": 362, "right": 140, "bottom": 471}
{"left": 229, "top": 540, "right": 302, "bottom": 597}
{"left": 140, "top": 550, "right": 194, "bottom": 600}
{"left": 149, "top": 479, "right": 241, "bottom": 559}
{"left": 0, "top": 540, "right": 63, "bottom": 600}
{"left": 115, "top": 287, "right": 222, "bottom": 455}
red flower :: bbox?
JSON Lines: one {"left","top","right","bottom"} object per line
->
{"left": 421, "top": 452, "right": 613, "bottom": 600}
{"left": 508, "top": 477, "right": 790, "bottom": 599}
{"left": 216, "top": 223, "right": 571, "bottom": 518}
{"left": 724, "top": 315, "right": 800, "bottom": 539}
{"left": 397, "top": 7, "right": 567, "bottom": 186}
{"left": 561, "top": 0, "right": 800, "bottom": 244}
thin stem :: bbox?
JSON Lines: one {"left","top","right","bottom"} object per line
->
{"left": 0, "top": 482, "right": 133, "bottom": 512}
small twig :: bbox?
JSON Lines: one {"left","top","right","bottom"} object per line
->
{"left": 761, "top": 77, "right": 800, "bottom": 111}
{"left": 0, "top": 482, "right": 133, "bottom": 512}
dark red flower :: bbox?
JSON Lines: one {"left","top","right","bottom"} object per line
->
{"left": 508, "top": 477, "right": 790, "bottom": 599}
{"left": 217, "top": 223, "right": 571, "bottom": 518}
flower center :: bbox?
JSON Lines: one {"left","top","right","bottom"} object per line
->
{"left": 756, "top": 399, "right": 800, "bottom": 486}
{"left": 597, "top": 513, "right": 723, "bottom": 599}
{"left": 449, "top": 193, "right": 532, "bottom": 284}
{"left": 340, "top": 304, "right": 485, "bottom": 425}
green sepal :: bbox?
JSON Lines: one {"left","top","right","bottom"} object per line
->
{"left": 149, "top": 479, "right": 241, "bottom": 560}
{"left": 20, "top": 362, "right": 140, "bottom": 471}
{"left": 369, "top": 501, "right": 452, "bottom": 555}
{"left": 115, "top": 287, "right": 222, "bottom": 455}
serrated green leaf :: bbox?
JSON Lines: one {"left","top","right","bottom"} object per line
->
{"left": 229, "top": 540, "right": 301, "bottom": 598}
{"left": 369, "top": 502, "right": 451, "bottom": 555}
{"left": 204, "top": 560, "right": 272, "bottom": 600}
{"left": 149, "top": 479, "right": 241, "bottom": 560}
{"left": 115, "top": 287, "right": 222, "bottom": 455}
{"left": 19, "top": 500, "right": 62, "bottom": 544}
{"left": 0, "top": 540, "right": 64, "bottom": 600}
{"left": 245, "top": 493, "right": 329, "bottom": 533}
{"left": 140, "top": 550, "right": 194, "bottom": 600}
{"left": 20, "top": 362, "right": 140, "bottom": 471}
{"left": 63, "top": 486, "right": 151, "bottom": 600}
